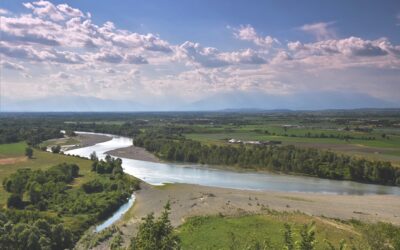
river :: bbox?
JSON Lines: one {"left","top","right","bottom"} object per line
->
{"left": 64, "top": 131, "right": 400, "bottom": 231}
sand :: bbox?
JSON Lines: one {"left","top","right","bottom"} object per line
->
{"left": 106, "top": 145, "right": 161, "bottom": 163}
{"left": 120, "top": 182, "right": 400, "bottom": 232}
{"left": 75, "top": 133, "right": 112, "bottom": 147}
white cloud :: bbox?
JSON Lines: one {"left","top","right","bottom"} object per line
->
{"left": 0, "top": 8, "right": 10, "bottom": 15}
{"left": 299, "top": 22, "right": 336, "bottom": 41}
{"left": 0, "top": 2, "right": 399, "bottom": 107}
{"left": 233, "top": 25, "right": 279, "bottom": 48}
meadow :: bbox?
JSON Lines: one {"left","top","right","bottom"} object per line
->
{"left": 0, "top": 142, "right": 95, "bottom": 205}
{"left": 178, "top": 212, "right": 364, "bottom": 249}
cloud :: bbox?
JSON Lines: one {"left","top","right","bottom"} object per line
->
{"left": 1, "top": 61, "right": 25, "bottom": 71}
{"left": 178, "top": 41, "right": 230, "bottom": 68}
{"left": 0, "top": 2, "right": 399, "bottom": 109}
{"left": 0, "top": 8, "right": 10, "bottom": 15}
{"left": 233, "top": 25, "right": 279, "bottom": 48}
{"left": 288, "top": 37, "right": 393, "bottom": 58}
{"left": 299, "top": 21, "right": 336, "bottom": 41}
{"left": 220, "top": 49, "right": 266, "bottom": 64}
{"left": 52, "top": 72, "right": 70, "bottom": 79}
{"left": 178, "top": 42, "right": 267, "bottom": 67}
{"left": 0, "top": 42, "right": 83, "bottom": 64}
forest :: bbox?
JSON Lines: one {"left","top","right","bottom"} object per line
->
{"left": 0, "top": 157, "right": 140, "bottom": 249}
{"left": 134, "top": 130, "right": 400, "bottom": 186}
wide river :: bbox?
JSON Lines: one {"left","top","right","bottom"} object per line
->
{"left": 66, "top": 131, "right": 400, "bottom": 196}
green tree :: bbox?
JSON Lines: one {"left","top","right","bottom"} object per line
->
{"left": 130, "top": 202, "right": 180, "bottom": 250}
{"left": 7, "top": 194, "right": 24, "bottom": 209}
{"left": 25, "top": 147, "right": 33, "bottom": 159}
{"left": 51, "top": 145, "right": 61, "bottom": 154}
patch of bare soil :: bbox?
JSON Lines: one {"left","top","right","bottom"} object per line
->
{"left": 0, "top": 156, "right": 27, "bottom": 165}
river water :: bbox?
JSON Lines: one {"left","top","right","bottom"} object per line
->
{"left": 66, "top": 132, "right": 400, "bottom": 196}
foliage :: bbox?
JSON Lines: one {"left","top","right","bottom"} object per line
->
{"left": 361, "top": 222, "right": 400, "bottom": 250}
{"left": 25, "top": 147, "right": 33, "bottom": 158}
{"left": 0, "top": 210, "right": 73, "bottom": 250}
{"left": 1, "top": 157, "right": 140, "bottom": 247}
{"left": 130, "top": 202, "right": 181, "bottom": 250}
{"left": 284, "top": 223, "right": 294, "bottom": 250}
{"left": 134, "top": 131, "right": 400, "bottom": 186}
{"left": 51, "top": 145, "right": 61, "bottom": 153}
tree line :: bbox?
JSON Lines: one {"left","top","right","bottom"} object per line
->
{"left": 134, "top": 131, "right": 400, "bottom": 186}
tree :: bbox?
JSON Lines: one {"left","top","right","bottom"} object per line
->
{"left": 29, "top": 182, "right": 43, "bottom": 204}
{"left": 90, "top": 151, "right": 98, "bottom": 162}
{"left": 25, "top": 147, "right": 33, "bottom": 159}
{"left": 7, "top": 194, "right": 24, "bottom": 209}
{"left": 51, "top": 145, "right": 61, "bottom": 154}
{"left": 130, "top": 202, "right": 180, "bottom": 250}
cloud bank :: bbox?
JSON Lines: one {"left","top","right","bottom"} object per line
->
{"left": 1, "top": 1, "right": 399, "bottom": 111}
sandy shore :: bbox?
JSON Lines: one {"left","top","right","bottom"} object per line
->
{"left": 106, "top": 145, "right": 161, "bottom": 163}
{"left": 76, "top": 133, "right": 112, "bottom": 147}
{"left": 45, "top": 133, "right": 112, "bottom": 151}
{"left": 120, "top": 183, "right": 400, "bottom": 232}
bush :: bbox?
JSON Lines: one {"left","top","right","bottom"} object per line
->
{"left": 7, "top": 194, "right": 24, "bottom": 209}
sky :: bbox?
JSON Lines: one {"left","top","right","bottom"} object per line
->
{"left": 0, "top": 0, "right": 400, "bottom": 111}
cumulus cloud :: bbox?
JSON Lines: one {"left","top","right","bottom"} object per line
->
{"left": 299, "top": 21, "right": 336, "bottom": 41}
{"left": 288, "top": 37, "right": 395, "bottom": 58}
{"left": 0, "top": 1, "right": 173, "bottom": 66}
{"left": 178, "top": 42, "right": 267, "bottom": 67}
{"left": 0, "top": 2, "right": 399, "bottom": 107}
{"left": 233, "top": 25, "right": 279, "bottom": 48}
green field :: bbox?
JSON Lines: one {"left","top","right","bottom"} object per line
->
{"left": 184, "top": 123, "right": 400, "bottom": 165}
{"left": 0, "top": 142, "right": 94, "bottom": 206}
{"left": 178, "top": 212, "right": 363, "bottom": 249}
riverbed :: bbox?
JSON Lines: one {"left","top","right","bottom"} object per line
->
{"left": 66, "top": 131, "right": 400, "bottom": 196}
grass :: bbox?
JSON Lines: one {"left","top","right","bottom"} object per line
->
{"left": 0, "top": 142, "right": 94, "bottom": 205}
{"left": 177, "top": 212, "right": 363, "bottom": 250}
{"left": 0, "top": 142, "right": 27, "bottom": 157}
{"left": 184, "top": 128, "right": 400, "bottom": 165}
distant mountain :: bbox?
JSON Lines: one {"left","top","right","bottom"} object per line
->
{"left": 1, "top": 96, "right": 145, "bottom": 112}
{"left": 188, "top": 91, "right": 399, "bottom": 111}
{"left": 1, "top": 91, "right": 398, "bottom": 112}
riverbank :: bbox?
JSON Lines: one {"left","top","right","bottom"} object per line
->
{"left": 106, "top": 145, "right": 161, "bottom": 163}
{"left": 76, "top": 133, "right": 112, "bottom": 147}
{"left": 111, "top": 182, "right": 400, "bottom": 246}
{"left": 43, "top": 132, "right": 112, "bottom": 151}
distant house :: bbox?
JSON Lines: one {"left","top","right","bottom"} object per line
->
{"left": 228, "top": 139, "right": 237, "bottom": 143}
{"left": 227, "top": 138, "right": 281, "bottom": 146}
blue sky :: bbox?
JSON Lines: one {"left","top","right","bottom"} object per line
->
{"left": 1, "top": 0, "right": 400, "bottom": 111}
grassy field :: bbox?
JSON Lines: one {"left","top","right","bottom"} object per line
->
{"left": 184, "top": 123, "right": 400, "bottom": 165}
{"left": 0, "top": 142, "right": 94, "bottom": 206}
{"left": 178, "top": 212, "right": 363, "bottom": 250}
